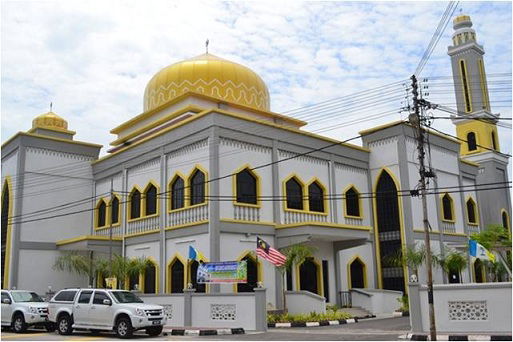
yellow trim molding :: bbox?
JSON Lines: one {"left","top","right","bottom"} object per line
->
{"left": 56, "top": 235, "right": 123, "bottom": 246}
{"left": 165, "top": 220, "right": 209, "bottom": 231}
{"left": 459, "top": 59, "right": 473, "bottom": 113}
{"left": 187, "top": 164, "right": 209, "bottom": 207}
{"left": 465, "top": 196, "right": 479, "bottom": 226}
{"left": 295, "top": 256, "right": 323, "bottom": 297}
{"left": 282, "top": 173, "right": 307, "bottom": 213}
{"left": 142, "top": 180, "right": 160, "bottom": 217}
{"left": 501, "top": 209, "right": 510, "bottom": 231}
{"left": 166, "top": 253, "right": 188, "bottom": 293}
{"left": 276, "top": 222, "right": 371, "bottom": 230}
{"left": 168, "top": 171, "right": 187, "bottom": 212}
{"left": 124, "top": 229, "right": 161, "bottom": 239}
{"left": 139, "top": 256, "right": 159, "bottom": 294}
{"left": 233, "top": 250, "right": 263, "bottom": 293}
{"left": 440, "top": 193, "right": 456, "bottom": 223}
{"left": 94, "top": 198, "right": 108, "bottom": 230}
{"left": 232, "top": 164, "right": 262, "bottom": 208}
{"left": 343, "top": 184, "right": 363, "bottom": 219}
{"left": 347, "top": 255, "right": 367, "bottom": 289}
{"left": 127, "top": 185, "right": 143, "bottom": 222}
{"left": 305, "top": 177, "right": 329, "bottom": 215}
{"left": 220, "top": 218, "right": 276, "bottom": 226}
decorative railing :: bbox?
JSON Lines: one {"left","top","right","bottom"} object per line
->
{"left": 441, "top": 221, "right": 456, "bottom": 233}
{"left": 94, "top": 226, "right": 122, "bottom": 237}
{"left": 234, "top": 205, "right": 260, "bottom": 222}
{"left": 127, "top": 215, "right": 159, "bottom": 235}
{"left": 344, "top": 217, "right": 365, "bottom": 226}
{"left": 466, "top": 224, "right": 480, "bottom": 234}
{"left": 167, "top": 204, "right": 208, "bottom": 227}
{"left": 282, "top": 211, "right": 329, "bottom": 224}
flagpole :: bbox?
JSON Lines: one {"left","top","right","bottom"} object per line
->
{"left": 255, "top": 237, "right": 259, "bottom": 287}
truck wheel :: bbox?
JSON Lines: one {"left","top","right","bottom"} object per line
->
{"left": 57, "top": 315, "right": 73, "bottom": 335}
{"left": 12, "top": 313, "right": 28, "bottom": 333}
{"left": 146, "top": 326, "right": 163, "bottom": 336}
{"left": 115, "top": 317, "right": 133, "bottom": 339}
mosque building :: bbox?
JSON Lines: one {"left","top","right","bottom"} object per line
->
{"left": 1, "top": 15, "right": 510, "bottom": 308}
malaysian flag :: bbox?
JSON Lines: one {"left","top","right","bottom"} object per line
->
{"left": 256, "top": 237, "right": 286, "bottom": 266}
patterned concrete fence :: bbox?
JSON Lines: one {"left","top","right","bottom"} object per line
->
{"left": 408, "top": 282, "right": 512, "bottom": 335}
{"left": 140, "top": 288, "right": 267, "bottom": 331}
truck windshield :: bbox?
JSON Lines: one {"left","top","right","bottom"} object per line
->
{"left": 110, "top": 291, "right": 144, "bottom": 303}
{"left": 11, "top": 292, "right": 44, "bottom": 303}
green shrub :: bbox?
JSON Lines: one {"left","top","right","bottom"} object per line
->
{"left": 326, "top": 303, "right": 339, "bottom": 311}
{"left": 267, "top": 310, "right": 352, "bottom": 323}
{"left": 397, "top": 295, "right": 409, "bottom": 312}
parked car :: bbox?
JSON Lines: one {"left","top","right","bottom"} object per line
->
{"left": 1, "top": 290, "right": 52, "bottom": 333}
{"left": 48, "top": 288, "right": 165, "bottom": 338}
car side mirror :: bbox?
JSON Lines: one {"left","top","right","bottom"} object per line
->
{"left": 2, "top": 298, "right": 11, "bottom": 305}
{"left": 103, "top": 299, "right": 112, "bottom": 306}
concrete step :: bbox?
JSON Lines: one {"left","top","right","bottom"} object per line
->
{"left": 339, "top": 306, "right": 373, "bottom": 317}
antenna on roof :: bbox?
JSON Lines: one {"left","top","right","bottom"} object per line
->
{"left": 50, "top": 102, "right": 53, "bottom": 112}
{"left": 206, "top": 39, "right": 209, "bottom": 54}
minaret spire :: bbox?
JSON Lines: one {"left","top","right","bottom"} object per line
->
{"left": 205, "top": 39, "right": 209, "bottom": 54}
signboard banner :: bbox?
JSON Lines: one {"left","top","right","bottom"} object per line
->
{"left": 197, "top": 261, "right": 247, "bottom": 284}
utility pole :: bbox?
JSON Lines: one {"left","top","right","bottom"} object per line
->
{"left": 410, "top": 75, "right": 437, "bottom": 341}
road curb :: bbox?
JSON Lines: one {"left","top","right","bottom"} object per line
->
{"left": 268, "top": 315, "right": 376, "bottom": 328}
{"left": 393, "top": 311, "right": 410, "bottom": 317}
{"left": 163, "top": 327, "right": 245, "bottom": 336}
{"left": 407, "top": 333, "right": 512, "bottom": 341}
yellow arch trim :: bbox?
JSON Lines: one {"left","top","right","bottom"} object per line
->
{"left": 462, "top": 130, "right": 480, "bottom": 154}
{"left": 94, "top": 198, "right": 108, "bottom": 229}
{"left": 165, "top": 252, "right": 187, "bottom": 293}
{"left": 127, "top": 185, "right": 143, "bottom": 222}
{"left": 440, "top": 193, "right": 456, "bottom": 223}
{"left": 139, "top": 256, "right": 159, "bottom": 294}
{"left": 295, "top": 256, "right": 324, "bottom": 297}
{"left": 478, "top": 59, "right": 490, "bottom": 111}
{"left": 343, "top": 184, "right": 364, "bottom": 219}
{"left": 501, "top": 209, "right": 510, "bottom": 232}
{"left": 187, "top": 254, "right": 210, "bottom": 293}
{"left": 465, "top": 196, "right": 479, "bottom": 226}
{"left": 2, "top": 177, "right": 13, "bottom": 289}
{"left": 371, "top": 168, "right": 408, "bottom": 292}
{"left": 187, "top": 164, "right": 209, "bottom": 208}
{"left": 347, "top": 255, "right": 367, "bottom": 289}
{"left": 305, "top": 177, "right": 329, "bottom": 216}
{"left": 233, "top": 250, "right": 263, "bottom": 293}
{"left": 168, "top": 171, "right": 187, "bottom": 212}
{"left": 282, "top": 173, "right": 307, "bottom": 213}
{"left": 142, "top": 180, "right": 160, "bottom": 218}
{"left": 471, "top": 258, "right": 486, "bottom": 283}
{"left": 232, "top": 164, "right": 262, "bottom": 208}
{"left": 109, "top": 193, "right": 122, "bottom": 227}
{"left": 458, "top": 59, "right": 473, "bottom": 113}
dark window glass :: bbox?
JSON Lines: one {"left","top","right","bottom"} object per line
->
{"left": 286, "top": 270, "right": 292, "bottom": 291}
{"left": 189, "top": 260, "right": 206, "bottom": 293}
{"left": 467, "top": 132, "right": 477, "bottom": 151}
{"left": 299, "top": 258, "right": 319, "bottom": 295}
{"left": 238, "top": 256, "right": 258, "bottom": 293}
{"left": 128, "top": 274, "right": 139, "bottom": 291}
{"left": 97, "top": 201, "right": 106, "bottom": 227}
{"left": 111, "top": 197, "right": 119, "bottom": 224}
{"left": 460, "top": 60, "right": 472, "bottom": 112}
{"left": 54, "top": 290, "right": 77, "bottom": 302}
{"left": 322, "top": 260, "right": 329, "bottom": 301}
{"left": 110, "top": 291, "right": 143, "bottom": 303}
{"left": 2, "top": 182, "right": 10, "bottom": 288}
{"left": 144, "top": 263, "right": 156, "bottom": 294}
{"left": 170, "top": 259, "right": 184, "bottom": 293}
{"left": 474, "top": 259, "right": 484, "bottom": 283}
{"left": 145, "top": 184, "right": 157, "bottom": 216}
{"left": 236, "top": 169, "right": 257, "bottom": 204}
{"left": 92, "top": 291, "right": 109, "bottom": 305}
{"left": 190, "top": 170, "right": 205, "bottom": 206}
{"left": 171, "top": 177, "right": 185, "bottom": 210}
{"left": 491, "top": 132, "right": 498, "bottom": 151}
{"left": 345, "top": 187, "right": 360, "bottom": 217}
{"left": 286, "top": 178, "right": 303, "bottom": 210}
{"left": 350, "top": 259, "right": 365, "bottom": 289}
{"left": 78, "top": 291, "right": 93, "bottom": 304}
{"left": 502, "top": 211, "right": 509, "bottom": 231}
{"left": 442, "top": 195, "right": 453, "bottom": 221}
{"left": 467, "top": 200, "right": 476, "bottom": 224}
{"left": 308, "top": 182, "right": 324, "bottom": 212}
{"left": 448, "top": 269, "right": 460, "bottom": 283}
{"left": 130, "top": 189, "right": 141, "bottom": 219}
{"left": 1, "top": 292, "right": 10, "bottom": 302}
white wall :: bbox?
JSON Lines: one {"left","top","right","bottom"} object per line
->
{"left": 338, "top": 242, "right": 376, "bottom": 291}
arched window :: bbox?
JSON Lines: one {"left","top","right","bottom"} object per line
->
{"left": 96, "top": 200, "right": 107, "bottom": 227}
{"left": 189, "top": 260, "right": 206, "bottom": 293}
{"left": 2, "top": 180, "right": 11, "bottom": 288}
{"left": 345, "top": 187, "right": 361, "bottom": 218}
{"left": 474, "top": 259, "right": 485, "bottom": 283}
{"left": 491, "top": 131, "right": 498, "bottom": 151}
{"left": 442, "top": 194, "right": 454, "bottom": 222}
{"left": 308, "top": 181, "right": 324, "bottom": 213}
{"left": 190, "top": 169, "right": 206, "bottom": 206}
{"left": 170, "top": 176, "right": 185, "bottom": 210}
{"left": 502, "top": 210, "right": 510, "bottom": 231}
{"left": 459, "top": 60, "right": 472, "bottom": 113}
{"left": 129, "top": 188, "right": 141, "bottom": 219}
{"left": 466, "top": 198, "right": 477, "bottom": 224}
{"left": 169, "top": 258, "right": 185, "bottom": 293}
{"left": 237, "top": 253, "right": 259, "bottom": 293}
{"left": 236, "top": 168, "right": 257, "bottom": 205}
{"left": 285, "top": 177, "right": 303, "bottom": 210}
{"left": 348, "top": 257, "right": 366, "bottom": 289}
{"left": 111, "top": 196, "right": 120, "bottom": 225}
{"left": 144, "top": 183, "right": 158, "bottom": 216}
{"left": 143, "top": 261, "right": 157, "bottom": 294}
{"left": 467, "top": 132, "right": 477, "bottom": 151}
{"left": 299, "top": 257, "right": 321, "bottom": 296}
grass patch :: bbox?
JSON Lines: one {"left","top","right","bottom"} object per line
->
{"left": 268, "top": 310, "right": 353, "bottom": 324}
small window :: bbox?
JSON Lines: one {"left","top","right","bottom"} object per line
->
{"left": 286, "top": 177, "right": 303, "bottom": 210}
{"left": 145, "top": 184, "right": 157, "bottom": 216}
{"left": 190, "top": 169, "right": 206, "bottom": 206}
{"left": 442, "top": 194, "right": 454, "bottom": 221}
{"left": 491, "top": 132, "right": 498, "bottom": 151}
{"left": 130, "top": 189, "right": 141, "bottom": 219}
{"left": 170, "top": 176, "right": 185, "bottom": 210}
{"left": 1, "top": 292, "right": 10, "bottom": 302}
{"left": 78, "top": 291, "right": 93, "bottom": 304}
{"left": 466, "top": 198, "right": 477, "bottom": 224}
{"left": 467, "top": 132, "right": 477, "bottom": 151}
{"left": 53, "top": 290, "right": 77, "bottom": 302}
{"left": 92, "top": 291, "right": 109, "bottom": 305}
{"left": 97, "top": 200, "right": 106, "bottom": 227}
{"left": 111, "top": 197, "right": 119, "bottom": 225}
{"left": 236, "top": 169, "right": 257, "bottom": 204}
{"left": 345, "top": 187, "right": 361, "bottom": 217}
{"left": 308, "top": 181, "right": 324, "bottom": 212}
{"left": 502, "top": 211, "right": 509, "bottom": 231}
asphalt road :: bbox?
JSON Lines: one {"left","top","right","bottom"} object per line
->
{"left": 0, "top": 317, "right": 410, "bottom": 341}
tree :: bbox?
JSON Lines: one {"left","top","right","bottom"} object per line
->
{"left": 434, "top": 249, "right": 467, "bottom": 283}
{"left": 471, "top": 224, "right": 512, "bottom": 273}
{"left": 53, "top": 252, "right": 104, "bottom": 287}
{"left": 387, "top": 243, "right": 428, "bottom": 279}
{"left": 277, "top": 244, "right": 317, "bottom": 312}
{"left": 112, "top": 255, "right": 150, "bottom": 290}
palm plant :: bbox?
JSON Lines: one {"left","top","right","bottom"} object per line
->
{"left": 53, "top": 252, "right": 108, "bottom": 287}
{"left": 386, "top": 243, "right": 429, "bottom": 278}
{"left": 435, "top": 249, "right": 467, "bottom": 283}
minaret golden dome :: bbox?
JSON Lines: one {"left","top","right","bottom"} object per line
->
{"left": 32, "top": 111, "right": 70, "bottom": 132}
{"left": 143, "top": 53, "right": 270, "bottom": 112}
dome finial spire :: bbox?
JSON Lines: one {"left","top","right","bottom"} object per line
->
{"left": 50, "top": 102, "right": 53, "bottom": 112}
{"left": 205, "top": 39, "right": 209, "bottom": 54}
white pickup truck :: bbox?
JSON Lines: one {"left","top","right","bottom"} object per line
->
{"left": 48, "top": 288, "right": 165, "bottom": 338}
{"left": 1, "top": 290, "right": 52, "bottom": 333}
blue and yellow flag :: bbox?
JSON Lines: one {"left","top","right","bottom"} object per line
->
{"left": 469, "top": 240, "right": 495, "bottom": 262}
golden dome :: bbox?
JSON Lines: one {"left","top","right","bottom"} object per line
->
{"left": 32, "top": 111, "right": 69, "bottom": 131}
{"left": 143, "top": 53, "right": 270, "bottom": 112}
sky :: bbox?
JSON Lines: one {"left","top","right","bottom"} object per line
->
{"left": 1, "top": 1, "right": 511, "bottom": 158}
